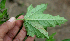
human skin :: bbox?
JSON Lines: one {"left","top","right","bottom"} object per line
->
{"left": 0, "top": 15, "right": 35, "bottom": 41}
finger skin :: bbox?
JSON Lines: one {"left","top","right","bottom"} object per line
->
{"left": 0, "top": 17, "right": 16, "bottom": 41}
{"left": 25, "top": 35, "right": 36, "bottom": 41}
{"left": 4, "top": 15, "right": 24, "bottom": 41}
{"left": 13, "top": 26, "right": 26, "bottom": 41}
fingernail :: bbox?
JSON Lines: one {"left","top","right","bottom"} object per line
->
{"left": 8, "top": 17, "right": 16, "bottom": 22}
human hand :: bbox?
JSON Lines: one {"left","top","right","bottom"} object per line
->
{"left": 0, "top": 15, "right": 35, "bottom": 41}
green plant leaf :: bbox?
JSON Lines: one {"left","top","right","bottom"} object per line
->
{"left": 0, "top": 21, "right": 3, "bottom": 24}
{"left": 0, "top": 9, "right": 8, "bottom": 19}
{"left": 45, "top": 32, "right": 56, "bottom": 41}
{"left": 0, "top": 12, "right": 3, "bottom": 19}
{"left": 0, "top": 9, "right": 9, "bottom": 25}
{"left": 0, "top": 0, "right": 8, "bottom": 25}
{"left": 24, "top": 4, "right": 67, "bottom": 39}
{"left": 0, "top": 0, "right": 6, "bottom": 10}
{"left": 0, "top": 20, "right": 6, "bottom": 24}
{"left": 2, "top": 9, "right": 7, "bottom": 14}
{"left": 50, "top": 32, "right": 56, "bottom": 37}
{"left": 24, "top": 4, "right": 48, "bottom": 18}
{"left": 62, "top": 39, "right": 70, "bottom": 41}
{"left": 3, "top": 9, "right": 9, "bottom": 19}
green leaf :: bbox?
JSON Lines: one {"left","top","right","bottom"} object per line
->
{"left": 24, "top": 20, "right": 49, "bottom": 38}
{"left": 0, "top": 0, "right": 6, "bottom": 10}
{"left": 0, "top": 12, "right": 3, "bottom": 19}
{"left": 2, "top": 9, "right": 8, "bottom": 18}
{"left": 0, "top": 20, "right": 6, "bottom": 24}
{"left": 45, "top": 32, "right": 56, "bottom": 41}
{"left": 45, "top": 38, "right": 55, "bottom": 41}
{"left": 24, "top": 4, "right": 67, "bottom": 39}
{"left": 0, "top": 21, "right": 3, "bottom": 24}
{"left": 24, "top": 4, "right": 48, "bottom": 18}
{"left": 27, "top": 4, "right": 33, "bottom": 12}
{"left": 0, "top": 9, "right": 8, "bottom": 19}
{"left": 62, "top": 39, "right": 70, "bottom": 41}
{"left": 2, "top": 9, "right": 7, "bottom": 14}
{"left": 50, "top": 32, "right": 56, "bottom": 37}
{"left": 16, "top": 13, "right": 24, "bottom": 18}
{"left": 0, "top": 9, "right": 9, "bottom": 25}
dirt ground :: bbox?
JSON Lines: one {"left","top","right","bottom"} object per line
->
{"left": 0, "top": 0, "right": 70, "bottom": 41}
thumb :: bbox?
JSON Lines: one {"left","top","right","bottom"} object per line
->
{"left": 0, "top": 17, "right": 16, "bottom": 39}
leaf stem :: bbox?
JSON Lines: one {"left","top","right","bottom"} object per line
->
{"left": 16, "top": 18, "right": 24, "bottom": 20}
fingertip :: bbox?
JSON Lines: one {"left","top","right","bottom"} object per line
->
{"left": 17, "top": 15, "right": 24, "bottom": 19}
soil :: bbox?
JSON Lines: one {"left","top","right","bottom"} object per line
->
{"left": 0, "top": 0, "right": 70, "bottom": 41}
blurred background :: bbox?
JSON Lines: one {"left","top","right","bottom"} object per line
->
{"left": 0, "top": 0, "right": 70, "bottom": 41}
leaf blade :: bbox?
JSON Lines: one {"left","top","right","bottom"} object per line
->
{"left": 0, "top": 0, "right": 6, "bottom": 10}
{"left": 24, "top": 4, "right": 67, "bottom": 39}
